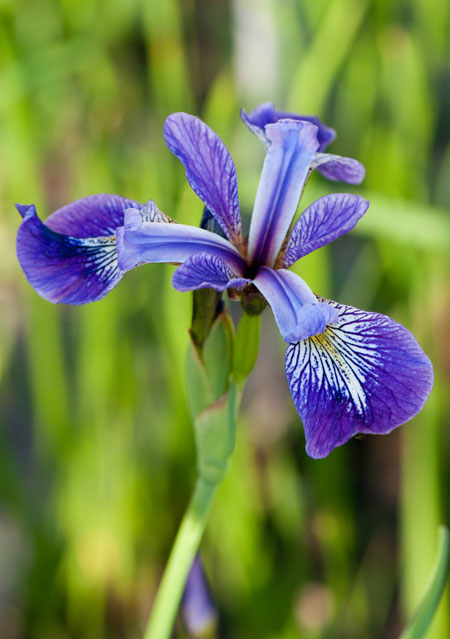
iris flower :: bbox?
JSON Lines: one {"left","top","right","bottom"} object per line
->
{"left": 16, "top": 103, "right": 433, "bottom": 458}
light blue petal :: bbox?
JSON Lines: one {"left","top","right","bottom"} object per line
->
{"left": 252, "top": 267, "right": 338, "bottom": 341}
{"left": 117, "top": 210, "right": 247, "bottom": 275}
{"left": 248, "top": 120, "right": 320, "bottom": 268}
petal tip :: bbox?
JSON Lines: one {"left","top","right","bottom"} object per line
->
{"left": 16, "top": 203, "right": 35, "bottom": 219}
{"left": 164, "top": 111, "right": 193, "bottom": 134}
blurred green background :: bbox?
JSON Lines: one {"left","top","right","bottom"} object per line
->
{"left": 0, "top": 0, "right": 449, "bottom": 637}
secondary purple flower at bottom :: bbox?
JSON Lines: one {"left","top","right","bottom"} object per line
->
{"left": 15, "top": 105, "right": 433, "bottom": 458}
{"left": 181, "top": 555, "right": 217, "bottom": 636}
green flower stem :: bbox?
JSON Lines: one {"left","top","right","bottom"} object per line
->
{"left": 145, "top": 308, "right": 259, "bottom": 638}
{"left": 144, "top": 476, "right": 217, "bottom": 639}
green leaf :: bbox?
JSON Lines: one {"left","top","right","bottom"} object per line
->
{"left": 186, "top": 311, "right": 234, "bottom": 419}
{"left": 203, "top": 311, "right": 234, "bottom": 399}
{"left": 288, "top": 0, "right": 368, "bottom": 113}
{"left": 194, "top": 384, "right": 238, "bottom": 484}
{"left": 354, "top": 193, "right": 450, "bottom": 252}
{"left": 304, "top": 184, "right": 450, "bottom": 252}
{"left": 399, "top": 526, "right": 449, "bottom": 639}
{"left": 232, "top": 312, "right": 261, "bottom": 388}
{"left": 185, "top": 339, "right": 214, "bottom": 420}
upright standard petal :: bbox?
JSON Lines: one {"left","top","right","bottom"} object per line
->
{"left": 16, "top": 201, "right": 136, "bottom": 304}
{"left": 164, "top": 113, "right": 242, "bottom": 245}
{"left": 282, "top": 194, "right": 369, "bottom": 267}
{"left": 312, "top": 153, "right": 365, "bottom": 184}
{"left": 285, "top": 300, "right": 434, "bottom": 459}
{"left": 117, "top": 211, "right": 247, "bottom": 275}
{"left": 247, "top": 120, "right": 320, "bottom": 268}
{"left": 241, "top": 102, "right": 336, "bottom": 151}
{"left": 172, "top": 253, "right": 250, "bottom": 292}
{"left": 253, "top": 267, "right": 338, "bottom": 342}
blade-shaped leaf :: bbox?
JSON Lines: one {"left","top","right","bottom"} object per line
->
{"left": 399, "top": 526, "right": 449, "bottom": 639}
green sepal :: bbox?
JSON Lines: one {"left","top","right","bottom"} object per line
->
{"left": 240, "top": 288, "right": 267, "bottom": 315}
{"left": 232, "top": 312, "right": 261, "bottom": 388}
{"left": 186, "top": 311, "right": 234, "bottom": 419}
{"left": 202, "top": 311, "right": 234, "bottom": 399}
{"left": 190, "top": 288, "right": 222, "bottom": 349}
{"left": 185, "top": 339, "right": 214, "bottom": 419}
{"left": 194, "top": 383, "right": 238, "bottom": 484}
{"left": 185, "top": 311, "right": 239, "bottom": 483}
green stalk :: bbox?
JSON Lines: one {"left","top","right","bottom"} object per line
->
{"left": 145, "top": 305, "right": 259, "bottom": 638}
{"left": 144, "top": 477, "right": 217, "bottom": 639}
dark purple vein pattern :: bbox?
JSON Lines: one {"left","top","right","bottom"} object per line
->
{"left": 164, "top": 113, "right": 242, "bottom": 244}
{"left": 283, "top": 194, "right": 369, "bottom": 267}
{"left": 16, "top": 195, "right": 140, "bottom": 304}
{"left": 172, "top": 253, "right": 250, "bottom": 292}
{"left": 285, "top": 300, "right": 433, "bottom": 458}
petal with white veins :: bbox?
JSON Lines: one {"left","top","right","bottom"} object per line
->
{"left": 285, "top": 300, "right": 434, "bottom": 458}
{"left": 16, "top": 195, "right": 140, "bottom": 304}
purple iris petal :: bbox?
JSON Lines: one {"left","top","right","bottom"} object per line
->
{"left": 16, "top": 202, "right": 131, "bottom": 304}
{"left": 42, "top": 193, "right": 140, "bottom": 237}
{"left": 285, "top": 300, "right": 434, "bottom": 459}
{"left": 117, "top": 210, "right": 247, "bottom": 275}
{"left": 181, "top": 556, "right": 217, "bottom": 637}
{"left": 164, "top": 112, "right": 242, "bottom": 245}
{"left": 253, "top": 267, "right": 338, "bottom": 342}
{"left": 313, "top": 153, "right": 365, "bottom": 184}
{"left": 241, "top": 102, "right": 336, "bottom": 151}
{"left": 248, "top": 120, "right": 320, "bottom": 268}
{"left": 283, "top": 194, "right": 369, "bottom": 267}
{"left": 172, "top": 253, "right": 250, "bottom": 292}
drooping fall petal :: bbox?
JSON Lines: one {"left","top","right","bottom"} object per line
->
{"left": 285, "top": 300, "right": 434, "bottom": 458}
{"left": 16, "top": 194, "right": 140, "bottom": 304}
